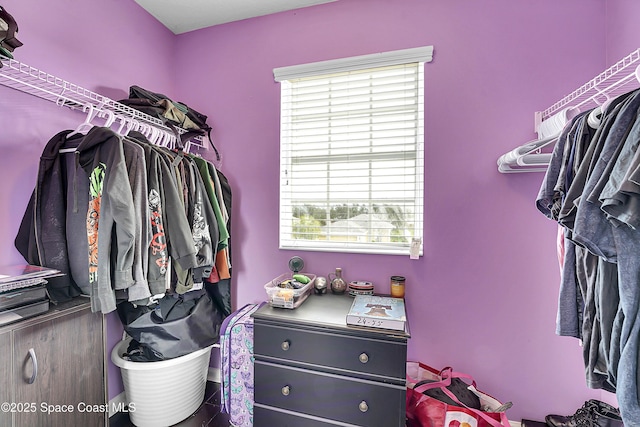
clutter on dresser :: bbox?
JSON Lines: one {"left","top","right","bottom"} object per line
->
{"left": 346, "top": 294, "right": 407, "bottom": 332}
{"left": 264, "top": 256, "right": 316, "bottom": 309}
{"left": 329, "top": 266, "right": 347, "bottom": 294}
{"left": 264, "top": 272, "right": 316, "bottom": 309}
{"left": 390, "top": 275, "right": 406, "bottom": 298}
{"left": 348, "top": 280, "right": 375, "bottom": 296}
{"left": 314, "top": 276, "right": 327, "bottom": 294}
{"left": 0, "top": 264, "right": 62, "bottom": 326}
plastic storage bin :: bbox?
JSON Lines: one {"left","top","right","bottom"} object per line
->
{"left": 111, "top": 339, "right": 214, "bottom": 427}
{"left": 264, "top": 272, "right": 316, "bottom": 309}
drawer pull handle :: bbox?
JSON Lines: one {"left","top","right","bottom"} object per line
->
{"left": 359, "top": 352, "right": 369, "bottom": 364}
{"left": 281, "top": 385, "right": 290, "bottom": 396}
{"left": 281, "top": 340, "right": 290, "bottom": 351}
{"left": 27, "top": 348, "right": 38, "bottom": 384}
{"left": 359, "top": 401, "right": 368, "bottom": 413}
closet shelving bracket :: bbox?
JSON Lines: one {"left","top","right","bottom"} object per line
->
{"left": 0, "top": 57, "right": 205, "bottom": 149}
{"left": 498, "top": 48, "right": 640, "bottom": 173}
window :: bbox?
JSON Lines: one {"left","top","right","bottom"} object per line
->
{"left": 274, "top": 46, "right": 433, "bottom": 255}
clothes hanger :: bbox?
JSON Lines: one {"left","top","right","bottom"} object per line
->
{"left": 587, "top": 86, "right": 611, "bottom": 128}
{"left": 149, "top": 127, "right": 160, "bottom": 144}
{"left": 537, "top": 107, "right": 576, "bottom": 139}
{"left": 99, "top": 109, "right": 115, "bottom": 128}
{"left": 115, "top": 114, "right": 128, "bottom": 135}
{"left": 129, "top": 118, "right": 141, "bottom": 135}
{"left": 67, "top": 104, "right": 97, "bottom": 138}
{"left": 497, "top": 134, "right": 558, "bottom": 171}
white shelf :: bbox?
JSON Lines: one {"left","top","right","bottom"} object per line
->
{"left": 0, "top": 57, "right": 205, "bottom": 149}
{"left": 537, "top": 48, "right": 640, "bottom": 125}
{"left": 498, "top": 48, "right": 640, "bottom": 173}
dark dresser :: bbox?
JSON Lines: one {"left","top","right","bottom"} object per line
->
{"left": 252, "top": 292, "right": 410, "bottom": 426}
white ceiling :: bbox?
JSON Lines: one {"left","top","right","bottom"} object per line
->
{"left": 134, "top": 0, "right": 338, "bottom": 34}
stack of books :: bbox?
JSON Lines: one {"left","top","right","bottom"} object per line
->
{"left": 346, "top": 294, "right": 407, "bottom": 332}
{"left": 0, "top": 264, "right": 63, "bottom": 326}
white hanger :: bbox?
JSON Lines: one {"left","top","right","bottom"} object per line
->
{"left": 115, "top": 114, "right": 128, "bottom": 135}
{"left": 99, "top": 109, "right": 116, "bottom": 128}
{"left": 537, "top": 107, "right": 576, "bottom": 139}
{"left": 129, "top": 118, "right": 141, "bottom": 134}
{"left": 497, "top": 134, "right": 558, "bottom": 172}
{"left": 149, "top": 127, "right": 160, "bottom": 144}
{"left": 160, "top": 129, "right": 170, "bottom": 146}
{"left": 68, "top": 104, "right": 98, "bottom": 137}
{"left": 586, "top": 86, "right": 613, "bottom": 128}
{"left": 138, "top": 123, "right": 151, "bottom": 139}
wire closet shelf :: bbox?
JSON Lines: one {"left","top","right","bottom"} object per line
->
{"left": 535, "top": 48, "right": 640, "bottom": 129}
{"left": 0, "top": 56, "right": 205, "bottom": 149}
{"left": 497, "top": 48, "right": 640, "bottom": 173}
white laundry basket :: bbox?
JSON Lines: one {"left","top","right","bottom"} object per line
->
{"left": 111, "top": 339, "right": 213, "bottom": 427}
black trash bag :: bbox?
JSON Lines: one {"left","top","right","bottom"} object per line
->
{"left": 123, "top": 339, "right": 164, "bottom": 363}
{"left": 119, "top": 290, "right": 222, "bottom": 361}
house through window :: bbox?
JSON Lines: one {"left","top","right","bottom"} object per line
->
{"left": 274, "top": 46, "right": 433, "bottom": 255}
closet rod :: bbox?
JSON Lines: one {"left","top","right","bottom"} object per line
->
{"left": 0, "top": 57, "right": 205, "bottom": 149}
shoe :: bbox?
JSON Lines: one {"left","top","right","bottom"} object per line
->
{"left": 545, "top": 400, "right": 624, "bottom": 427}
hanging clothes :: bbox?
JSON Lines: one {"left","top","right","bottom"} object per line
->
{"left": 536, "top": 88, "right": 640, "bottom": 425}
{"left": 15, "top": 125, "right": 231, "bottom": 317}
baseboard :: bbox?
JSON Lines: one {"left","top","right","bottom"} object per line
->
{"left": 108, "top": 391, "right": 127, "bottom": 418}
{"left": 208, "top": 366, "right": 220, "bottom": 383}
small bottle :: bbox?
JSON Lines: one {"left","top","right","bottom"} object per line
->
{"left": 329, "top": 267, "right": 347, "bottom": 294}
{"left": 390, "top": 276, "right": 405, "bottom": 298}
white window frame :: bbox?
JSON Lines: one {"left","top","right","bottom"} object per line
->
{"left": 274, "top": 46, "right": 433, "bottom": 256}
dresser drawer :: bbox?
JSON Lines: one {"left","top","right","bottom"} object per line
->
{"left": 254, "top": 323, "right": 406, "bottom": 381}
{"left": 255, "top": 405, "right": 344, "bottom": 427}
{"left": 255, "top": 360, "right": 406, "bottom": 427}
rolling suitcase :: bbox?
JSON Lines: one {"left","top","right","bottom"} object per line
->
{"left": 220, "top": 303, "right": 262, "bottom": 427}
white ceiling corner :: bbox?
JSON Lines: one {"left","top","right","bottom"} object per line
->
{"left": 134, "top": 0, "right": 338, "bottom": 34}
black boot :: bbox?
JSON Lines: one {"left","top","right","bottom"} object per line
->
{"left": 545, "top": 400, "right": 624, "bottom": 427}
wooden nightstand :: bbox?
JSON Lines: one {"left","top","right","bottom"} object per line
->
{"left": 252, "top": 293, "right": 410, "bottom": 426}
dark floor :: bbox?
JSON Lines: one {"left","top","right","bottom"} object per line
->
{"left": 109, "top": 381, "right": 230, "bottom": 427}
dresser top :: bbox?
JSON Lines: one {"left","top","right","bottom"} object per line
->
{"left": 252, "top": 293, "right": 410, "bottom": 340}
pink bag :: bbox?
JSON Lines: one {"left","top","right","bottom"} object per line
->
{"left": 406, "top": 361, "right": 512, "bottom": 427}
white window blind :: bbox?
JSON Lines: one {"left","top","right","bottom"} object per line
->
{"left": 276, "top": 47, "right": 431, "bottom": 255}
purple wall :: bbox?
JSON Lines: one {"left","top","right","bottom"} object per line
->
{"left": 173, "top": 0, "right": 614, "bottom": 422}
{"left": 0, "top": 0, "right": 637, "bottom": 422}
{"left": 606, "top": 0, "right": 640, "bottom": 63}
{"left": 0, "top": 0, "right": 177, "bottom": 402}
